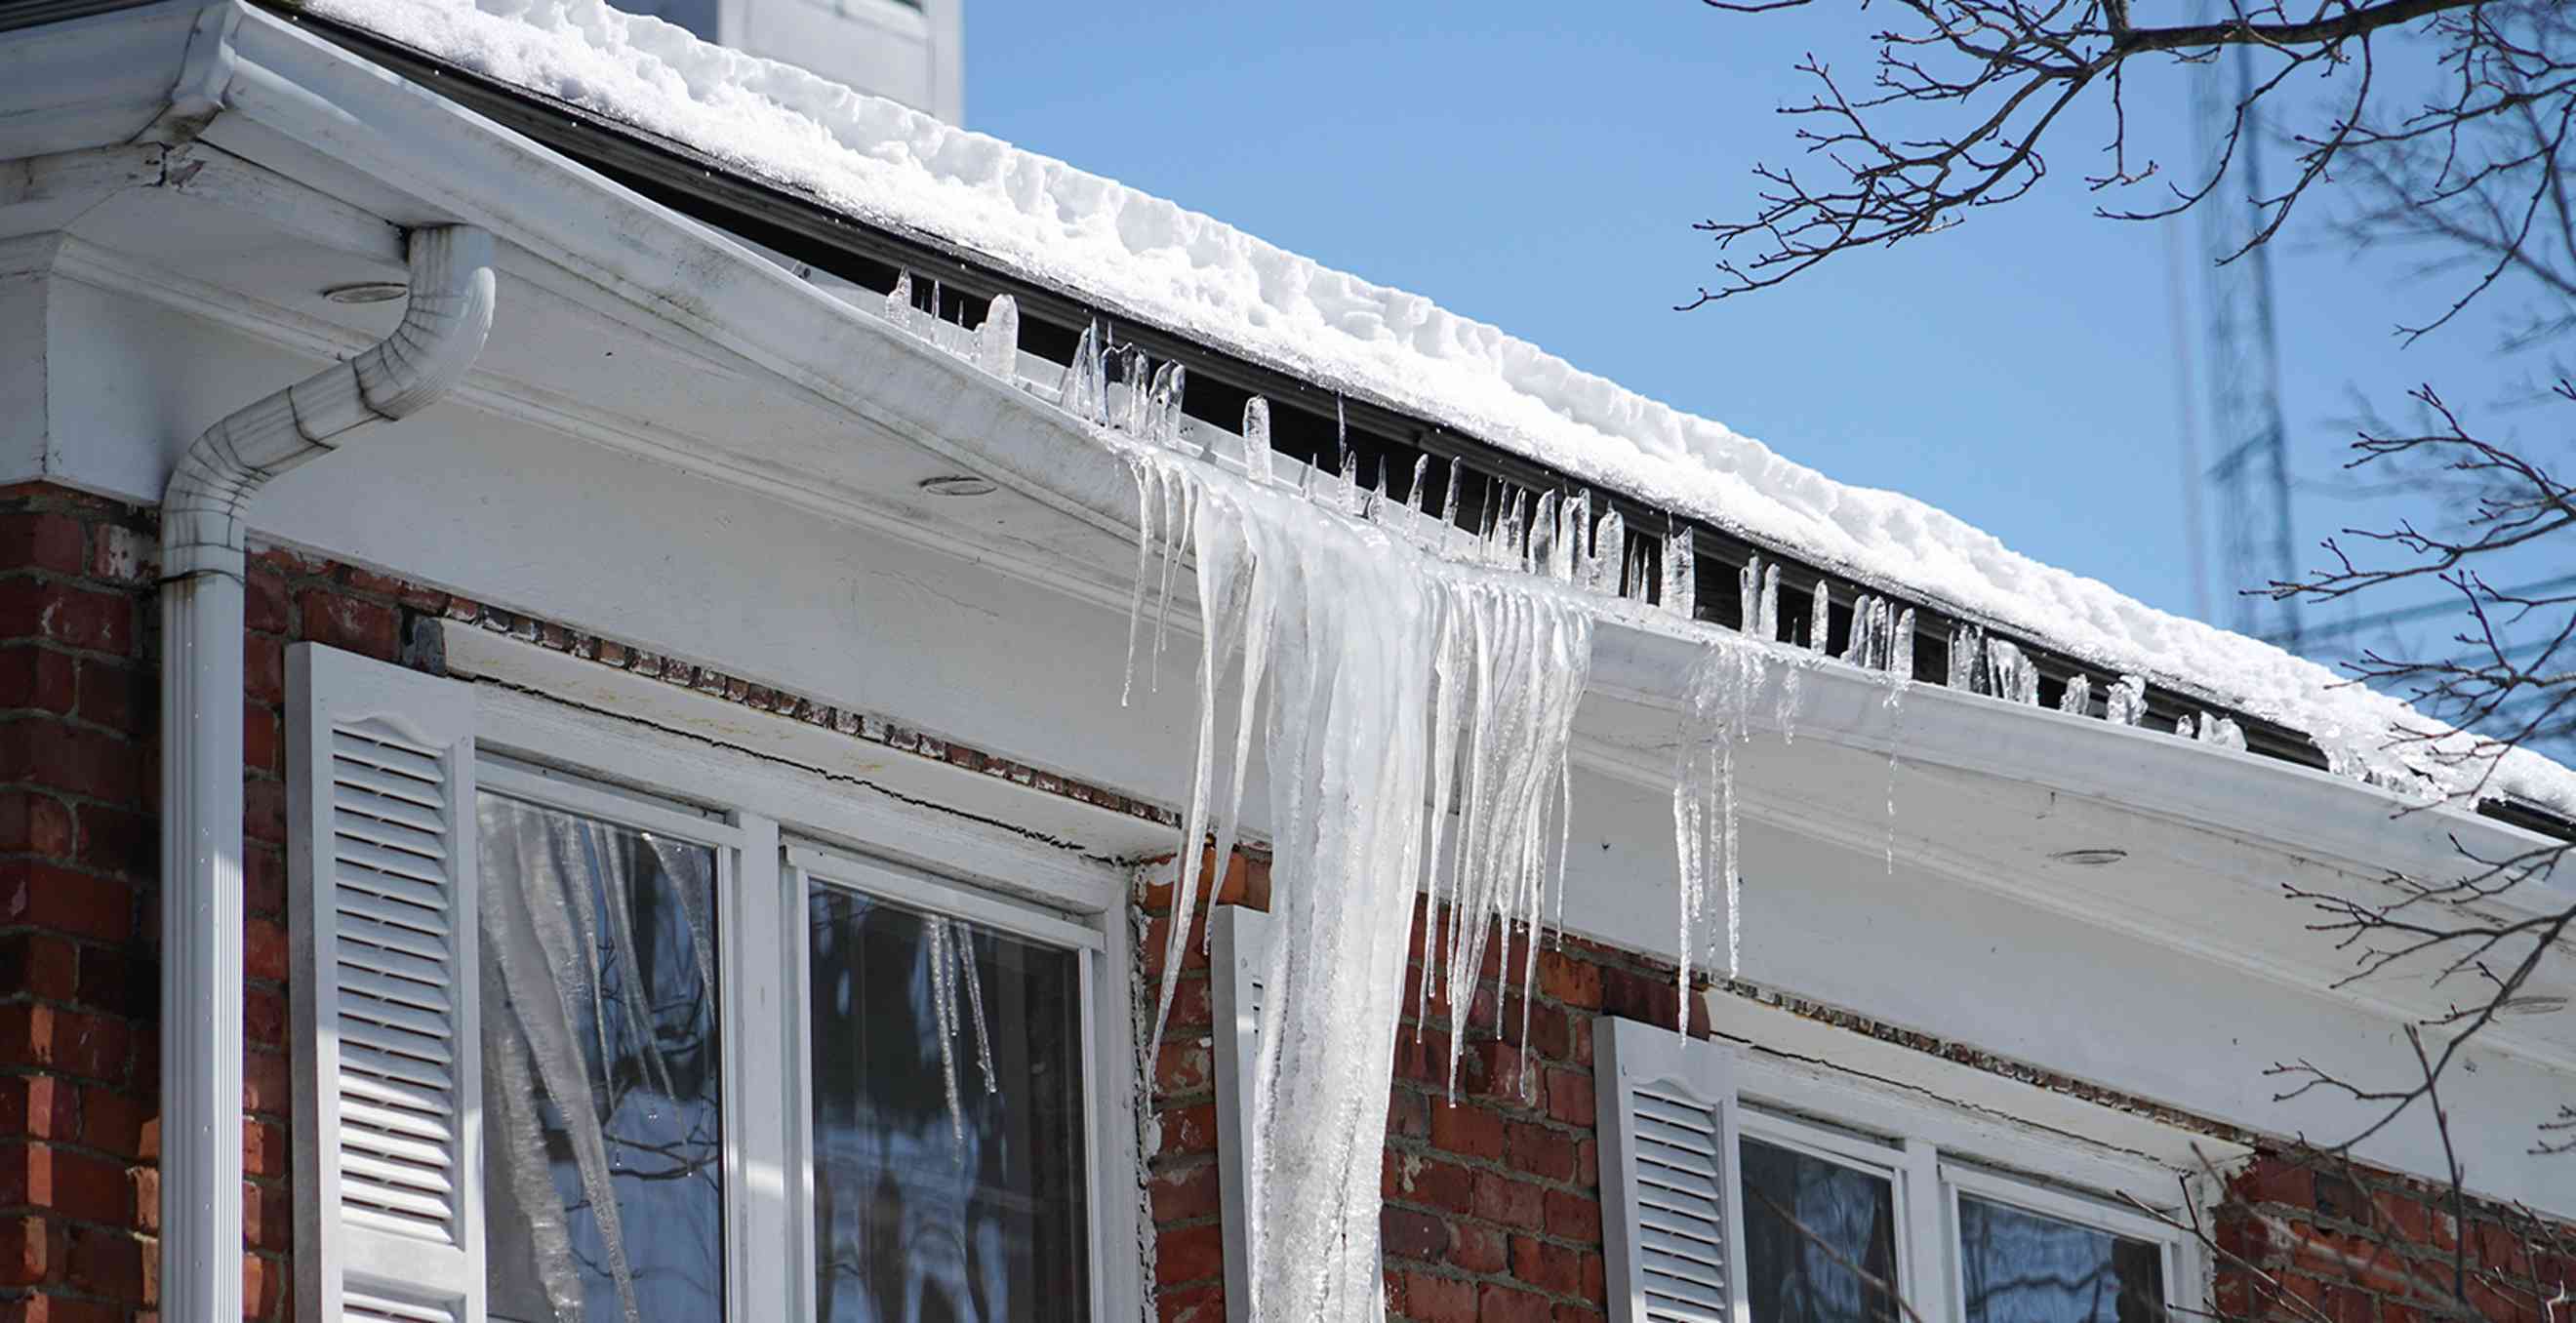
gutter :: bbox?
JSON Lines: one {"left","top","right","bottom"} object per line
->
{"left": 158, "top": 212, "right": 495, "bottom": 1320}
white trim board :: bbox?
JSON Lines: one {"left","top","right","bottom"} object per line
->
{"left": 1699, "top": 993, "right": 2252, "bottom": 1194}
{"left": 442, "top": 620, "right": 1155, "bottom": 910}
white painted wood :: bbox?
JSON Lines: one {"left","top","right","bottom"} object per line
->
{"left": 786, "top": 842, "right": 1104, "bottom": 950}
{"left": 454, "top": 652, "right": 1132, "bottom": 919}
{"left": 722, "top": 814, "right": 787, "bottom": 1323}
{"left": 1211, "top": 903, "right": 1271, "bottom": 1323}
{"left": 441, "top": 613, "right": 1176, "bottom": 870}
{"left": 1598, "top": 1018, "right": 1747, "bottom": 1323}
{"left": 1939, "top": 1161, "right": 2194, "bottom": 1323}
{"left": 290, "top": 644, "right": 485, "bottom": 1323}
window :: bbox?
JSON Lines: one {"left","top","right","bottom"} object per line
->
{"left": 288, "top": 642, "right": 1142, "bottom": 1323}
{"left": 1595, "top": 1018, "right": 2194, "bottom": 1323}
{"left": 478, "top": 786, "right": 727, "bottom": 1323}
{"left": 799, "top": 850, "right": 1096, "bottom": 1322}
{"left": 1739, "top": 1130, "right": 1902, "bottom": 1323}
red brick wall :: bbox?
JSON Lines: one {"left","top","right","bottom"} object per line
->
{"left": 2219, "top": 1157, "right": 2574, "bottom": 1323}
{"left": 1135, "top": 848, "right": 2576, "bottom": 1323}
{"left": 0, "top": 481, "right": 457, "bottom": 1322}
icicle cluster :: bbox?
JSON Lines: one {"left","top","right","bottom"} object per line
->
{"left": 878, "top": 269, "right": 1025, "bottom": 384}
{"left": 1673, "top": 642, "right": 1782, "bottom": 1027}
{"left": 1663, "top": 526, "right": 1696, "bottom": 618}
{"left": 1118, "top": 431, "right": 1592, "bottom": 1323}
{"left": 2107, "top": 674, "right": 2150, "bottom": 726}
{"left": 1739, "top": 555, "right": 1781, "bottom": 642}
{"left": 922, "top": 915, "right": 1001, "bottom": 1158}
{"left": 2179, "top": 711, "right": 2248, "bottom": 750}
{"left": 1985, "top": 639, "right": 2040, "bottom": 706}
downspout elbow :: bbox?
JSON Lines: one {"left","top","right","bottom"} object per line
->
{"left": 156, "top": 222, "right": 493, "bottom": 1323}
{"left": 161, "top": 224, "right": 498, "bottom": 578}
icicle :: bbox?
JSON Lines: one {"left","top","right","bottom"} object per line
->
{"left": 1841, "top": 594, "right": 1878, "bottom": 668}
{"left": 975, "top": 294, "right": 1021, "bottom": 381}
{"left": 1882, "top": 684, "right": 1906, "bottom": 875}
{"left": 1060, "top": 321, "right": 1105, "bottom": 423}
{"left": 1986, "top": 639, "right": 2039, "bottom": 705}
{"left": 1147, "top": 362, "right": 1189, "bottom": 451}
{"left": 1339, "top": 447, "right": 1363, "bottom": 516}
{"left": 1673, "top": 643, "right": 1777, "bottom": 1027}
{"left": 884, "top": 269, "right": 914, "bottom": 332}
{"left": 1948, "top": 623, "right": 1986, "bottom": 692}
{"left": 1807, "top": 580, "right": 1830, "bottom": 652}
{"left": 1757, "top": 566, "right": 1781, "bottom": 642}
{"left": 1663, "top": 526, "right": 1697, "bottom": 619}
{"left": 1241, "top": 397, "right": 1276, "bottom": 486}
{"left": 1739, "top": 555, "right": 1762, "bottom": 636}
{"left": 1592, "top": 507, "right": 1625, "bottom": 595}
{"left": 2058, "top": 674, "right": 2093, "bottom": 717}
{"left": 1530, "top": 492, "right": 1561, "bottom": 577}
{"left": 1497, "top": 489, "right": 1527, "bottom": 570}
{"left": 926, "top": 917, "right": 965, "bottom": 1155}
{"left": 1120, "top": 463, "right": 1160, "bottom": 706}
{"left": 2184, "top": 712, "right": 2246, "bottom": 749}
{"left": 1408, "top": 454, "right": 1433, "bottom": 530}
{"left": 1119, "top": 346, "right": 1151, "bottom": 433}
{"left": 1563, "top": 491, "right": 1592, "bottom": 584}
{"left": 955, "top": 922, "right": 998, "bottom": 1095}
{"left": 1889, "top": 609, "right": 1915, "bottom": 679}
{"left": 1555, "top": 492, "right": 1585, "bottom": 582}
{"left": 2107, "top": 674, "right": 2149, "bottom": 726}
{"left": 1112, "top": 437, "right": 1592, "bottom": 1323}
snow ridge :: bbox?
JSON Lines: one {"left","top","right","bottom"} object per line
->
{"left": 312, "top": 0, "right": 2576, "bottom": 815}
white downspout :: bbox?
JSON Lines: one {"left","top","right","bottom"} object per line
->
{"left": 159, "top": 224, "right": 496, "bottom": 1323}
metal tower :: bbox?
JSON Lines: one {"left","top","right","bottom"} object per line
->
{"left": 2193, "top": 20, "right": 2304, "bottom": 649}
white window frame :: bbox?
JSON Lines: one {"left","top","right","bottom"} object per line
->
{"left": 1597, "top": 1017, "right": 2204, "bottom": 1323}
{"left": 463, "top": 669, "right": 1146, "bottom": 1323}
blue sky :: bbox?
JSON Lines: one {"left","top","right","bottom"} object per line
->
{"left": 962, "top": 2, "right": 2550, "bottom": 672}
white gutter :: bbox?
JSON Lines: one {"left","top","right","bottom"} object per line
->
{"left": 158, "top": 222, "right": 495, "bottom": 1323}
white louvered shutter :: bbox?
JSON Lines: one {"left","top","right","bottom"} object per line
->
{"left": 1597, "top": 1016, "right": 1748, "bottom": 1323}
{"left": 288, "top": 643, "right": 486, "bottom": 1323}
{"left": 1209, "top": 903, "right": 1270, "bottom": 1323}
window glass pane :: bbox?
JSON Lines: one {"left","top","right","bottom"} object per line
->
{"left": 1741, "top": 1136, "right": 1902, "bottom": 1323}
{"left": 478, "top": 794, "right": 724, "bottom": 1323}
{"left": 1957, "top": 1193, "right": 2166, "bottom": 1323}
{"left": 808, "top": 884, "right": 1090, "bottom": 1323}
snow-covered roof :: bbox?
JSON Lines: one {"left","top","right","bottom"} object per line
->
{"left": 311, "top": 0, "right": 2576, "bottom": 819}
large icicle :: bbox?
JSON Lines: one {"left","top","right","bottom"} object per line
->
{"left": 1120, "top": 432, "right": 1591, "bottom": 1323}
{"left": 1672, "top": 639, "right": 1795, "bottom": 1030}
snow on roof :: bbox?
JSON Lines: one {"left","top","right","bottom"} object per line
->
{"left": 312, "top": 0, "right": 2576, "bottom": 819}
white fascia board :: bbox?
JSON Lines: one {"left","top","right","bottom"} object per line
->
{"left": 1587, "top": 623, "right": 2573, "bottom": 926}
